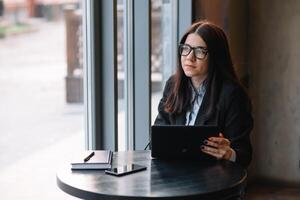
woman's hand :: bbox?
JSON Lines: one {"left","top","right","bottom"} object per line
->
{"left": 201, "top": 133, "right": 234, "bottom": 160}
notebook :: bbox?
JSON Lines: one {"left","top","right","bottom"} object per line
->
{"left": 151, "top": 125, "right": 219, "bottom": 160}
{"left": 71, "top": 150, "right": 113, "bottom": 170}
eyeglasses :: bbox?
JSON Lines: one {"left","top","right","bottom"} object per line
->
{"left": 178, "top": 44, "right": 208, "bottom": 60}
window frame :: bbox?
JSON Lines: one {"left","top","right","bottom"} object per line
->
{"left": 83, "top": 0, "right": 192, "bottom": 150}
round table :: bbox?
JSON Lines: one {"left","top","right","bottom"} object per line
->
{"left": 57, "top": 150, "right": 247, "bottom": 200}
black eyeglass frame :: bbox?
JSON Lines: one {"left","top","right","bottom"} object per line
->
{"left": 178, "top": 43, "right": 209, "bottom": 60}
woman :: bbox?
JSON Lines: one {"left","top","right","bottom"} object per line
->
{"left": 154, "top": 20, "right": 253, "bottom": 168}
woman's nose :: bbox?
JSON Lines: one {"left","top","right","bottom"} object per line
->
{"left": 186, "top": 50, "right": 196, "bottom": 61}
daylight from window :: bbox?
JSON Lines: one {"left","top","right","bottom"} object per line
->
{"left": 0, "top": 0, "right": 84, "bottom": 199}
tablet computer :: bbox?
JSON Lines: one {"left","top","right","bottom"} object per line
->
{"left": 151, "top": 125, "right": 219, "bottom": 160}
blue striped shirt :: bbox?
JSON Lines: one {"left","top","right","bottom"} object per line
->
{"left": 185, "top": 81, "right": 206, "bottom": 125}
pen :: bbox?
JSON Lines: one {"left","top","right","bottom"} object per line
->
{"left": 84, "top": 151, "right": 95, "bottom": 162}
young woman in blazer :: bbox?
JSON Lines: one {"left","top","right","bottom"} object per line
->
{"left": 154, "top": 20, "right": 253, "bottom": 168}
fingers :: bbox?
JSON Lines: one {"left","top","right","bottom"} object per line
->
{"left": 201, "top": 133, "right": 232, "bottom": 160}
{"left": 208, "top": 133, "right": 230, "bottom": 146}
{"left": 201, "top": 145, "right": 226, "bottom": 159}
{"left": 203, "top": 139, "right": 219, "bottom": 148}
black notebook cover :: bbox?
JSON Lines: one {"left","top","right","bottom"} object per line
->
{"left": 71, "top": 150, "right": 113, "bottom": 170}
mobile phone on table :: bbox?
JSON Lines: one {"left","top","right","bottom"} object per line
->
{"left": 105, "top": 164, "right": 147, "bottom": 176}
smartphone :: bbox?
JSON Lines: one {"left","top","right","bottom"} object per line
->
{"left": 105, "top": 164, "right": 147, "bottom": 176}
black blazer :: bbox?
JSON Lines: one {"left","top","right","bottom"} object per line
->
{"left": 154, "top": 78, "right": 253, "bottom": 168}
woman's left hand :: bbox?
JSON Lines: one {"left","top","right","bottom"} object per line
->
{"left": 201, "top": 133, "right": 233, "bottom": 160}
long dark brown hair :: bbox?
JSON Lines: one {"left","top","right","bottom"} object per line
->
{"left": 164, "top": 20, "right": 240, "bottom": 116}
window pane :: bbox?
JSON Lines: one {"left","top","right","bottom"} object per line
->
{"left": 0, "top": 1, "right": 84, "bottom": 199}
{"left": 151, "top": 0, "right": 176, "bottom": 124}
{"left": 117, "top": 0, "right": 126, "bottom": 151}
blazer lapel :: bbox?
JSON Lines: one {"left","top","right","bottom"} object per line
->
{"left": 194, "top": 91, "right": 210, "bottom": 125}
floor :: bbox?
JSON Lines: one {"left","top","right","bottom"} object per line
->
{"left": 0, "top": 134, "right": 83, "bottom": 199}
{"left": 246, "top": 183, "right": 300, "bottom": 200}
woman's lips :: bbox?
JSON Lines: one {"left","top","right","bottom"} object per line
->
{"left": 184, "top": 64, "right": 195, "bottom": 68}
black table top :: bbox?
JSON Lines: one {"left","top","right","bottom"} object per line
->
{"left": 57, "top": 150, "right": 247, "bottom": 200}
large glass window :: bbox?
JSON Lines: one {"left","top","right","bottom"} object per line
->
{"left": 115, "top": 0, "right": 177, "bottom": 150}
{"left": 0, "top": 0, "right": 84, "bottom": 199}
{"left": 151, "top": 0, "right": 177, "bottom": 124}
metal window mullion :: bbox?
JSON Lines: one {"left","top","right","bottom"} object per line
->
{"left": 124, "top": 0, "right": 135, "bottom": 151}
{"left": 84, "top": 0, "right": 118, "bottom": 151}
{"left": 133, "top": 0, "right": 151, "bottom": 150}
{"left": 100, "top": 0, "right": 118, "bottom": 151}
{"left": 171, "top": 0, "right": 178, "bottom": 74}
{"left": 83, "top": 0, "right": 96, "bottom": 150}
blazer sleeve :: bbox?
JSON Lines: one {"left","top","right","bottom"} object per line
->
{"left": 154, "top": 78, "right": 173, "bottom": 125}
{"left": 222, "top": 86, "right": 253, "bottom": 168}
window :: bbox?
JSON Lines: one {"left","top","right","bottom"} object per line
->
{"left": 0, "top": 0, "right": 192, "bottom": 198}
{"left": 0, "top": 0, "right": 85, "bottom": 198}
{"left": 87, "top": 0, "right": 191, "bottom": 151}
{"left": 151, "top": 0, "right": 178, "bottom": 124}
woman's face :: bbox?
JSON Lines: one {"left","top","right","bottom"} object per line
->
{"left": 180, "top": 33, "right": 209, "bottom": 83}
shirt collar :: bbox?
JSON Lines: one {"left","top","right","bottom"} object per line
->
{"left": 188, "top": 79, "right": 207, "bottom": 96}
